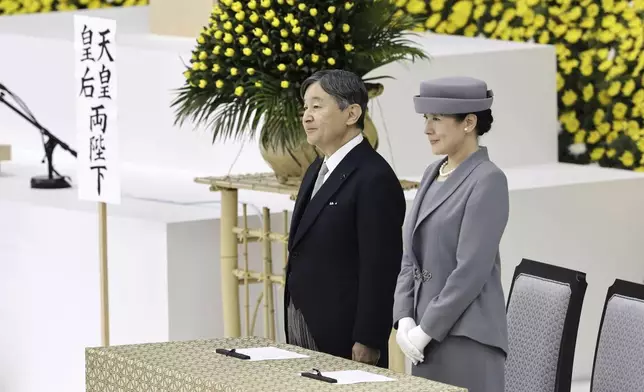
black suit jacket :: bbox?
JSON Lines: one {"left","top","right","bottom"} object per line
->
{"left": 285, "top": 138, "right": 406, "bottom": 368}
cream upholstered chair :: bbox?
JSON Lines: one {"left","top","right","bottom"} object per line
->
{"left": 590, "top": 279, "right": 644, "bottom": 392}
{"left": 504, "top": 258, "right": 587, "bottom": 392}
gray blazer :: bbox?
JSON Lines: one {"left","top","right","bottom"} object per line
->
{"left": 393, "top": 146, "right": 509, "bottom": 355}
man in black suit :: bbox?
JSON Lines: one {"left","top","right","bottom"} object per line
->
{"left": 285, "top": 69, "right": 406, "bottom": 368}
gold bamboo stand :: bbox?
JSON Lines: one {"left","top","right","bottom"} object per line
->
{"left": 195, "top": 172, "right": 419, "bottom": 373}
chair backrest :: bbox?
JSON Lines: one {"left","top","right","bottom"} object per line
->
{"left": 504, "top": 258, "right": 587, "bottom": 392}
{"left": 590, "top": 279, "right": 644, "bottom": 392}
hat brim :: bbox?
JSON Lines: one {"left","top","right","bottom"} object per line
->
{"left": 413, "top": 96, "right": 493, "bottom": 114}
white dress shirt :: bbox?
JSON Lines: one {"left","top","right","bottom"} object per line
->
{"left": 320, "top": 133, "right": 364, "bottom": 184}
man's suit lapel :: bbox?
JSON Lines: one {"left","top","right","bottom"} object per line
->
{"left": 290, "top": 140, "right": 365, "bottom": 249}
{"left": 412, "top": 148, "right": 488, "bottom": 236}
{"left": 289, "top": 157, "right": 321, "bottom": 249}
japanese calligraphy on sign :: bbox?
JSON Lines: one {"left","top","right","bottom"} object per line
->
{"left": 74, "top": 15, "right": 120, "bottom": 204}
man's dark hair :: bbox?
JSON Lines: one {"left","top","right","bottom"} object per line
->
{"left": 300, "top": 69, "right": 368, "bottom": 130}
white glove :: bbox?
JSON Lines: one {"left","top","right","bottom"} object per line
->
{"left": 407, "top": 325, "right": 432, "bottom": 353}
{"left": 395, "top": 317, "right": 424, "bottom": 365}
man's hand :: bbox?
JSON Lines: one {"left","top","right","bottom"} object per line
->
{"left": 352, "top": 342, "right": 380, "bottom": 365}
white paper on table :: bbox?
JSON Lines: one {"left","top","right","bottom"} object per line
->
{"left": 310, "top": 370, "right": 396, "bottom": 385}
{"left": 233, "top": 347, "right": 309, "bottom": 361}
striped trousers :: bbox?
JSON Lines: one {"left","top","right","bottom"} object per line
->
{"left": 287, "top": 297, "right": 319, "bottom": 351}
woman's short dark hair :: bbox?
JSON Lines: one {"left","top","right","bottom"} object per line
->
{"left": 300, "top": 69, "right": 368, "bottom": 130}
{"left": 449, "top": 109, "right": 494, "bottom": 136}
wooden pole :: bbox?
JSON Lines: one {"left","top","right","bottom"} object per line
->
{"left": 220, "top": 189, "right": 240, "bottom": 337}
{"left": 389, "top": 329, "right": 404, "bottom": 373}
{"left": 262, "top": 207, "right": 275, "bottom": 340}
{"left": 98, "top": 202, "right": 110, "bottom": 346}
{"left": 242, "top": 204, "right": 250, "bottom": 336}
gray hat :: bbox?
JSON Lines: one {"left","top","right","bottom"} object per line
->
{"left": 413, "top": 76, "right": 493, "bottom": 114}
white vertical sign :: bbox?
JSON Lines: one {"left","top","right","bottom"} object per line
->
{"left": 74, "top": 15, "right": 120, "bottom": 204}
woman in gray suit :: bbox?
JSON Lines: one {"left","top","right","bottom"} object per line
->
{"left": 393, "top": 76, "right": 509, "bottom": 392}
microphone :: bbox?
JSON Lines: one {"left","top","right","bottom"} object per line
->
{"left": 0, "top": 81, "right": 77, "bottom": 189}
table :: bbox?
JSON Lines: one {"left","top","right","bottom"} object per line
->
{"left": 85, "top": 336, "right": 466, "bottom": 391}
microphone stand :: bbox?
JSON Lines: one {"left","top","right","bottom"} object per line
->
{"left": 0, "top": 88, "right": 77, "bottom": 189}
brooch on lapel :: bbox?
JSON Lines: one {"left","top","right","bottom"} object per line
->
{"left": 413, "top": 268, "right": 432, "bottom": 282}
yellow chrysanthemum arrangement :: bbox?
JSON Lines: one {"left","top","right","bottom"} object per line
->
{"left": 395, "top": 0, "right": 644, "bottom": 171}
{"left": 0, "top": 0, "right": 146, "bottom": 15}
{"left": 172, "top": 0, "right": 427, "bottom": 151}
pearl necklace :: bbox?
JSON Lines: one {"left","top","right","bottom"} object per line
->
{"left": 439, "top": 161, "right": 455, "bottom": 177}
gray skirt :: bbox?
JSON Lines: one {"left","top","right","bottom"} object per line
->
{"left": 412, "top": 335, "right": 506, "bottom": 392}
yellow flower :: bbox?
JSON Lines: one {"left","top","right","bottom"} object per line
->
{"left": 308, "top": 29, "right": 316, "bottom": 37}
{"left": 587, "top": 131, "right": 601, "bottom": 144}
{"left": 231, "top": 1, "right": 242, "bottom": 12}
{"left": 297, "top": 58, "right": 304, "bottom": 66}
{"left": 199, "top": 79, "right": 208, "bottom": 88}
{"left": 214, "top": 30, "right": 223, "bottom": 39}
{"left": 199, "top": 51, "right": 208, "bottom": 60}
{"left": 230, "top": 67, "right": 238, "bottom": 76}
{"left": 212, "top": 64, "right": 220, "bottom": 72}
{"left": 280, "top": 29, "right": 289, "bottom": 38}
{"left": 607, "top": 149, "right": 617, "bottom": 158}
{"left": 197, "top": 36, "right": 205, "bottom": 44}
{"left": 574, "top": 130, "right": 587, "bottom": 144}
{"left": 342, "top": 24, "right": 350, "bottom": 33}
{"left": 225, "top": 48, "right": 235, "bottom": 57}
{"left": 277, "top": 63, "right": 287, "bottom": 71}
{"left": 234, "top": 86, "right": 244, "bottom": 96}
{"left": 260, "top": 0, "right": 271, "bottom": 7}
{"left": 261, "top": 35, "right": 269, "bottom": 44}
{"left": 281, "top": 42, "right": 290, "bottom": 52}
{"left": 223, "top": 21, "right": 233, "bottom": 30}
{"left": 263, "top": 48, "right": 272, "bottom": 56}
{"left": 620, "top": 151, "right": 635, "bottom": 167}
{"left": 608, "top": 82, "right": 622, "bottom": 96}
{"left": 328, "top": 6, "right": 336, "bottom": 13}
{"left": 213, "top": 45, "right": 221, "bottom": 55}
{"left": 562, "top": 90, "right": 577, "bottom": 106}
{"left": 623, "top": 80, "right": 636, "bottom": 96}
{"left": 319, "top": 34, "right": 329, "bottom": 43}
{"left": 281, "top": 81, "right": 289, "bottom": 88}
{"left": 292, "top": 26, "right": 302, "bottom": 34}
{"left": 224, "top": 33, "right": 233, "bottom": 43}
{"left": 246, "top": 68, "right": 256, "bottom": 75}
{"left": 328, "top": 58, "right": 336, "bottom": 65}
{"left": 183, "top": 70, "right": 191, "bottom": 79}
{"left": 239, "top": 35, "right": 248, "bottom": 45}
{"left": 243, "top": 48, "right": 252, "bottom": 56}
{"left": 590, "top": 148, "right": 605, "bottom": 161}
{"left": 235, "top": 24, "right": 244, "bottom": 34}
{"left": 310, "top": 8, "right": 318, "bottom": 16}
{"left": 345, "top": 2, "right": 354, "bottom": 10}
{"left": 253, "top": 28, "right": 263, "bottom": 37}
{"left": 556, "top": 73, "right": 565, "bottom": 91}
{"left": 235, "top": 11, "right": 245, "bottom": 21}
{"left": 311, "top": 54, "right": 320, "bottom": 63}
{"left": 249, "top": 12, "right": 259, "bottom": 23}
{"left": 298, "top": 4, "right": 306, "bottom": 11}
{"left": 255, "top": 81, "right": 263, "bottom": 88}
{"left": 344, "top": 44, "right": 354, "bottom": 52}
{"left": 583, "top": 84, "right": 594, "bottom": 102}
{"left": 216, "top": 80, "right": 224, "bottom": 88}
{"left": 272, "top": 18, "right": 281, "bottom": 27}
{"left": 613, "top": 102, "right": 628, "bottom": 119}
{"left": 248, "top": 1, "right": 257, "bottom": 10}
{"left": 324, "top": 22, "right": 333, "bottom": 31}
{"left": 294, "top": 43, "right": 303, "bottom": 51}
